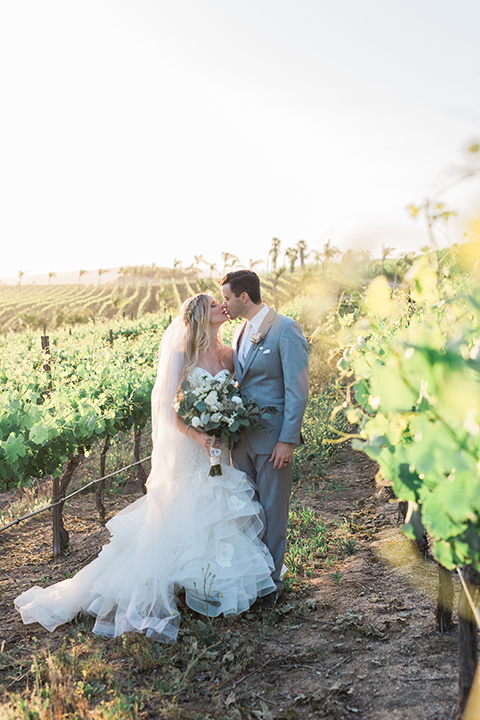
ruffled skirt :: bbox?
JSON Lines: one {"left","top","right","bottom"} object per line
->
{"left": 15, "top": 439, "right": 275, "bottom": 642}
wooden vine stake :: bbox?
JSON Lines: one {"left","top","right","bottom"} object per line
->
{"left": 456, "top": 565, "right": 480, "bottom": 719}
{"left": 52, "top": 477, "right": 61, "bottom": 558}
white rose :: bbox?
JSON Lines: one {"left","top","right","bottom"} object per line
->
{"left": 205, "top": 391, "right": 218, "bottom": 406}
{"left": 232, "top": 396, "right": 243, "bottom": 404}
{"left": 211, "top": 413, "right": 221, "bottom": 423}
{"left": 191, "top": 416, "right": 202, "bottom": 427}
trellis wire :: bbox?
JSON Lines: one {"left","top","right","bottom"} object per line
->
{"left": 0, "top": 456, "right": 151, "bottom": 535}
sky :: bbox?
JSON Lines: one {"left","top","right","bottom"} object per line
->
{"left": 1, "top": 0, "right": 480, "bottom": 281}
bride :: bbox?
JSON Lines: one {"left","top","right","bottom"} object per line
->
{"left": 15, "top": 294, "right": 276, "bottom": 642}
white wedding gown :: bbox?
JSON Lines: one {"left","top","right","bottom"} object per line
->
{"left": 15, "top": 368, "right": 275, "bottom": 642}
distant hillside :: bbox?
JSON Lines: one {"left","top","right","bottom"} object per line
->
{"left": 0, "top": 268, "right": 122, "bottom": 286}
{"left": 0, "top": 277, "right": 218, "bottom": 332}
{"left": 0, "top": 270, "right": 308, "bottom": 333}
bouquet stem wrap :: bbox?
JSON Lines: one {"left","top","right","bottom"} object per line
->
{"left": 209, "top": 445, "right": 223, "bottom": 476}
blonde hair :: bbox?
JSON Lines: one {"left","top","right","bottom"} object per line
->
{"left": 181, "top": 294, "right": 224, "bottom": 377}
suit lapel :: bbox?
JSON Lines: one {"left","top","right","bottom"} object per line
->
{"left": 241, "top": 308, "right": 277, "bottom": 378}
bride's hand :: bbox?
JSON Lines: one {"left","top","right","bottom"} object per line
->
{"left": 188, "top": 428, "right": 221, "bottom": 452}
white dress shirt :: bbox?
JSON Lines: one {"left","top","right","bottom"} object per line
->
{"left": 238, "top": 304, "right": 270, "bottom": 366}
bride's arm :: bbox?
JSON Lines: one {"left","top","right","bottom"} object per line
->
{"left": 176, "top": 414, "right": 220, "bottom": 451}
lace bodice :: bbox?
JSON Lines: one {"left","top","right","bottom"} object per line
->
{"left": 186, "top": 367, "right": 230, "bottom": 389}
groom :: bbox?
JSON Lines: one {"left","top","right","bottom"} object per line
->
{"left": 221, "top": 270, "right": 309, "bottom": 607}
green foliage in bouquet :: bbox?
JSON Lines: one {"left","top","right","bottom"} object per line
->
{"left": 177, "top": 373, "right": 274, "bottom": 444}
{"left": 176, "top": 372, "right": 275, "bottom": 476}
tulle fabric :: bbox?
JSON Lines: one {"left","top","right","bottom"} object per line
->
{"left": 15, "top": 328, "right": 275, "bottom": 642}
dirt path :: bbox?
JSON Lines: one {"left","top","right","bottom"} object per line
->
{"left": 0, "top": 446, "right": 463, "bottom": 719}
{"left": 237, "top": 447, "right": 461, "bottom": 720}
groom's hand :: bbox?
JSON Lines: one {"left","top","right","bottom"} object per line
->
{"left": 269, "top": 442, "right": 293, "bottom": 470}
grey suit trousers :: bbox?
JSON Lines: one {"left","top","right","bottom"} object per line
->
{"left": 232, "top": 432, "right": 291, "bottom": 590}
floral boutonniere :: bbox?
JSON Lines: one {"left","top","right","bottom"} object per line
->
{"left": 250, "top": 331, "right": 265, "bottom": 346}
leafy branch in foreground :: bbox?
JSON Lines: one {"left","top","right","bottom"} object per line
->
{"left": 340, "top": 247, "right": 480, "bottom": 571}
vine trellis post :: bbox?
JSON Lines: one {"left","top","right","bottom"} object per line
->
{"left": 52, "top": 477, "right": 61, "bottom": 557}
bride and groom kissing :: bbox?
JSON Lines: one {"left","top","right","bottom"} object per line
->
{"left": 15, "top": 270, "right": 309, "bottom": 641}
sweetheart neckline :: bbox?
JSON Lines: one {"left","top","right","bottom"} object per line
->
{"left": 191, "top": 367, "right": 230, "bottom": 380}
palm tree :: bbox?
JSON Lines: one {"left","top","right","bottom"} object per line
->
{"left": 360, "top": 249, "right": 372, "bottom": 263}
{"left": 78, "top": 268, "right": 88, "bottom": 285}
{"left": 48, "top": 271, "right": 57, "bottom": 286}
{"left": 207, "top": 262, "right": 218, "bottom": 278}
{"left": 321, "top": 239, "right": 341, "bottom": 275}
{"left": 271, "top": 267, "right": 286, "bottom": 310}
{"left": 193, "top": 254, "right": 207, "bottom": 273}
{"left": 221, "top": 252, "right": 240, "bottom": 276}
{"left": 97, "top": 268, "right": 109, "bottom": 286}
{"left": 310, "top": 250, "right": 322, "bottom": 267}
{"left": 268, "top": 237, "right": 281, "bottom": 273}
{"left": 381, "top": 245, "right": 395, "bottom": 275}
{"left": 18, "top": 270, "right": 25, "bottom": 286}
{"left": 284, "top": 247, "right": 298, "bottom": 274}
{"left": 248, "top": 258, "right": 263, "bottom": 272}
{"left": 296, "top": 240, "right": 308, "bottom": 271}
{"left": 172, "top": 258, "right": 183, "bottom": 277}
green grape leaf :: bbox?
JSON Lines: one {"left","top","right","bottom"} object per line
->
{"left": 421, "top": 491, "right": 467, "bottom": 540}
{"left": 370, "top": 366, "right": 417, "bottom": 412}
{"left": 434, "top": 471, "right": 480, "bottom": 525}
{"left": 432, "top": 539, "right": 455, "bottom": 570}
{"left": 4, "top": 432, "right": 26, "bottom": 464}
{"left": 29, "top": 424, "right": 51, "bottom": 446}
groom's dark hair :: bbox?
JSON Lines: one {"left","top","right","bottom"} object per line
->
{"left": 221, "top": 270, "right": 262, "bottom": 304}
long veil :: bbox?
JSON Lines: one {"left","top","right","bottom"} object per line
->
{"left": 148, "top": 316, "right": 186, "bottom": 500}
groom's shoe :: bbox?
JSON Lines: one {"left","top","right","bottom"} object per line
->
{"left": 250, "top": 590, "right": 283, "bottom": 612}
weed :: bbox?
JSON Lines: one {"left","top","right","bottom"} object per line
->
{"left": 192, "top": 564, "right": 221, "bottom": 622}
{"left": 96, "top": 687, "right": 146, "bottom": 719}
{"left": 284, "top": 503, "right": 329, "bottom": 588}
{"left": 330, "top": 571, "right": 344, "bottom": 584}
{"left": 337, "top": 537, "right": 357, "bottom": 555}
{"left": 0, "top": 488, "right": 50, "bottom": 528}
{"left": 327, "top": 477, "right": 341, "bottom": 491}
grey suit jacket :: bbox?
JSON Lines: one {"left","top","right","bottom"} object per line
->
{"left": 233, "top": 308, "right": 309, "bottom": 454}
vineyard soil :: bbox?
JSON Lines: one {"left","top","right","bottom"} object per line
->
{"left": 0, "top": 445, "right": 463, "bottom": 719}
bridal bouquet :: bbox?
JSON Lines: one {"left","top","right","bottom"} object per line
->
{"left": 175, "top": 372, "right": 274, "bottom": 476}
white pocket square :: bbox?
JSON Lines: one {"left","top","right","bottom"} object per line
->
{"left": 262, "top": 349, "right": 271, "bottom": 354}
